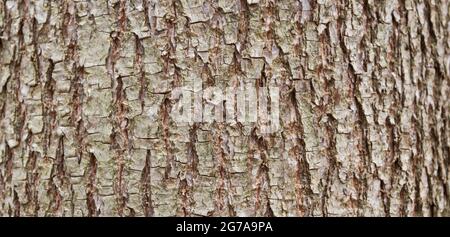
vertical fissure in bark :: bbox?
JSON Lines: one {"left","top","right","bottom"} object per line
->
{"left": 134, "top": 33, "right": 146, "bottom": 111}
{"left": 24, "top": 150, "right": 39, "bottom": 216}
{"left": 71, "top": 66, "right": 86, "bottom": 164}
{"left": 288, "top": 88, "right": 313, "bottom": 216}
{"left": 86, "top": 153, "right": 99, "bottom": 217}
{"left": 251, "top": 129, "right": 274, "bottom": 216}
{"left": 160, "top": 97, "right": 174, "bottom": 181}
{"left": 46, "top": 135, "right": 66, "bottom": 216}
{"left": 213, "top": 124, "right": 236, "bottom": 216}
{"left": 140, "top": 149, "right": 154, "bottom": 217}
{"left": 111, "top": 75, "right": 130, "bottom": 216}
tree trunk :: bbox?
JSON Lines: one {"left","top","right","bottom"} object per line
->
{"left": 0, "top": 0, "right": 449, "bottom": 217}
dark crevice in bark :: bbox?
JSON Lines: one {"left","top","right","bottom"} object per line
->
{"left": 212, "top": 124, "right": 236, "bottom": 216}
{"left": 13, "top": 188, "right": 20, "bottom": 217}
{"left": 134, "top": 33, "right": 146, "bottom": 112}
{"left": 187, "top": 124, "right": 200, "bottom": 178}
{"left": 341, "top": 18, "right": 371, "bottom": 214}
{"left": 140, "top": 149, "right": 154, "bottom": 217}
{"left": 107, "top": 1, "right": 131, "bottom": 215}
{"left": 159, "top": 5, "right": 181, "bottom": 182}
{"left": 250, "top": 128, "right": 274, "bottom": 217}
{"left": 42, "top": 59, "right": 55, "bottom": 158}
{"left": 160, "top": 97, "right": 174, "bottom": 181}
{"left": 352, "top": 89, "right": 371, "bottom": 215}
{"left": 46, "top": 135, "right": 66, "bottom": 216}
{"left": 111, "top": 75, "right": 130, "bottom": 216}
{"left": 12, "top": 17, "right": 27, "bottom": 150}
{"left": 287, "top": 88, "right": 313, "bottom": 216}
{"left": 0, "top": 78, "right": 7, "bottom": 121}
{"left": 178, "top": 178, "right": 193, "bottom": 216}
{"left": 71, "top": 66, "right": 86, "bottom": 164}
{"left": 237, "top": 0, "right": 250, "bottom": 52}
{"left": 86, "top": 153, "right": 99, "bottom": 217}
{"left": 411, "top": 106, "right": 425, "bottom": 216}
{"left": 321, "top": 114, "right": 338, "bottom": 217}
{"left": 24, "top": 150, "right": 40, "bottom": 216}
{"left": 385, "top": 118, "right": 401, "bottom": 217}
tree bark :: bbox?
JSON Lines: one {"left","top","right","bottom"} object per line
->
{"left": 0, "top": 0, "right": 449, "bottom": 217}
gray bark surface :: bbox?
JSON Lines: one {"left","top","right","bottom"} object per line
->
{"left": 0, "top": 0, "right": 449, "bottom": 216}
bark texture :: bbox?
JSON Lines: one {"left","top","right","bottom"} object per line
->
{"left": 0, "top": 0, "right": 449, "bottom": 217}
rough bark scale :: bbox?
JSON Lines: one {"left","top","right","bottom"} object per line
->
{"left": 0, "top": 0, "right": 449, "bottom": 217}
